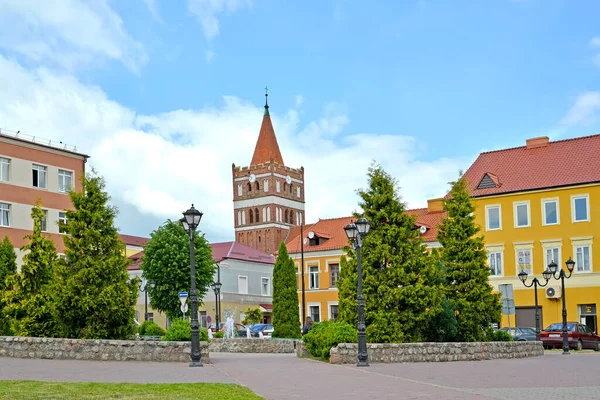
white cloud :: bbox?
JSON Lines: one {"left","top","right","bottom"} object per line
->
{"left": 560, "top": 92, "right": 600, "bottom": 126}
{"left": 187, "top": 0, "right": 252, "bottom": 40}
{"left": 0, "top": 0, "right": 148, "bottom": 73}
{"left": 295, "top": 95, "right": 304, "bottom": 107}
{"left": 205, "top": 50, "right": 216, "bottom": 62}
{"left": 591, "top": 37, "right": 600, "bottom": 68}
{"left": 144, "top": 0, "right": 164, "bottom": 23}
{"left": 0, "top": 54, "right": 467, "bottom": 242}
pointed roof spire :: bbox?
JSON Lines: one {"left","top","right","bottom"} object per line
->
{"left": 250, "top": 88, "right": 284, "bottom": 166}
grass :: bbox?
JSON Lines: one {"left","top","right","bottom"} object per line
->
{"left": 0, "top": 381, "right": 264, "bottom": 400}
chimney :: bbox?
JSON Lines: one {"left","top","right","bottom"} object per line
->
{"left": 526, "top": 136, "right": 549, "bottom": 149}
{"left": 427, "top": 198, "right": 444, "bottom": 213}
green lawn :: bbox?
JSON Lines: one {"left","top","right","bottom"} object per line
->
{"left": 0, "top": 381, "right": 264, "bottom": 400}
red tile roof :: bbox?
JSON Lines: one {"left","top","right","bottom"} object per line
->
{"left": 250, "top": 108, "right": 284, "bottom": 166}
{"left": 462, "top": 134, "right": 600, "bottom": 197}
{"left": 285, "top": 210, "right": 445, "bottom": 254}
{"left": 119, "top": 234, "right": 150, "bottom": 247}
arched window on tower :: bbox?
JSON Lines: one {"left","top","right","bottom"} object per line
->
{"left": 242, "top": 210, "right": 246, "bottom": 225}
{"left": 255, "top": 181, "right": 260, "bottom": 191}
{"left": 267, "top": 207, "right": 271, "bottom": 221}
{"left": 284, "top": 209, "right": 288, "bottom": 223}
{"left": 237, "top": 211, "right": 242, "bottom": 226}
{"left": 290, "top": 184, "right": 293, "bottom": 193}
{"left": 264, "top": 180, "right": 269, "bottom": 192}
{"left": 263, "top": 208, "right": 267, "bottom": 222}
{"left": 238, "top": 184, "right": 242, "bottom": 197}
{"left": 255, "top": 208, "right": 259, "bottom": 223}
{"left": 283, "top": 182, "right": 288, "bottom": 192}
{"left": 249, "top": 209, "right": 254, "bottom": 224}
{"left": 276, "top": 180, "right": 281, "bottom": 192}
{"left": 247, "top": 182, "right": 252, "bottom": 192}
{"left": 289, "top": 210, "right": 294, "bottom": 225}
{"left": 297, "top": 186, "right": 301, "bottom": 198}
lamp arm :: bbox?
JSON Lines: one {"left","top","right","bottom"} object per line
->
{"left": 536, "top": 278, "right": 550, "bottom": 288}
{"left": 521, "top": 279, "right": 535, "bottom": 288}
{"left": 564, "top": 269, "right": 574, "bottom": 279}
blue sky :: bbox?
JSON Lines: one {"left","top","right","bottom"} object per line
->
{"left": 1, "top": 0, "right": 599, "bottom": 242}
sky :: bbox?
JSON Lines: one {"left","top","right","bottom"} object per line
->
{"left": 0, "top": 0, "right": 599, "bottom": 243}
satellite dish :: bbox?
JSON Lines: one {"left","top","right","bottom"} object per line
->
{"left": 419, "top": 226, "right": 427, "bottom": 234}
{"left": 308, "top": 231, "right": 315, "bottom": 239}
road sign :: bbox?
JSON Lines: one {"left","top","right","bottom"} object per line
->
{"left": 502, "top": 298, "right": 515, "bottom": 315}
{"left": 207, "top": 315, "right": 212, "bottom": 324}
{"left": 178, "top": 291, "right": 188, "bottom": 307}
{"left": 498, "top": 284, "right": 514, "bottom": 300}
{"left": 180, "top": 303, "right": 188, "bottom": 313}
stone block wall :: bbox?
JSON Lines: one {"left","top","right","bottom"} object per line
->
{"left": 329, "top": 341, "right": 544, "bottom": 364}
{"left": 0, "top": 336, "right": 209, "bottom": 363}
{"left": 296, "top": 341, "right": 310, "bottom": 358}
{"left": 208, "top": 338, "right": 297, "bottom": 353}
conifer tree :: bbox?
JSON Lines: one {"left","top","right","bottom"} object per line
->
{"left": 53, "top": 172, "right": 138, "bottom": 339}
{"left": 437, "top": 177, "right": 501, "bottom": 341}
{"left": 0, "top": 236, "right": 17, "bottom": 334}
{"left": 2, "top": 203, "right": 59, "bottom": 336}
{"left": 272, "top": 242, "right": 300, "bottom": 338}
{"left": 338, "top": 163, "right": 443, "bottom": 343}
{"left": 337, "top": 254, "right": 357, "bottom": 325}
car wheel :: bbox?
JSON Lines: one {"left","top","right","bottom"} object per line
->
{"left": 595, "top": 342, "right": 600, "bottom": 352}
{"left": 576, "top": 340, "right": 583, "bottom": 351}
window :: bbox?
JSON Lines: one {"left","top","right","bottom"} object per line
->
{"left": 249, "top": 209, "right": 254, "bottom": 224}
{"left": 284, "top": 209, "right": 288, "bottom": 223}
{"left": 200, "top": 311, "right": 207, "bottom": 328}
{"left": 40, "top": 209, "right": 48, "bottom": 232}
{"left": 486, "top": 205, "right": 501, "bottom": 230}
{"left": 572, "top": 195, "right": 590, "bottom": 222}
{"left": 329, "top": 304, "right": 339, "bottom": 321}
{"left": 309, "top": 305, "right": 320, "bottom": 323}
{"left": 255, "top": 181, "right": 259, "bottom": 191}
{"left": 488, "top": 251, "right": 502, "bottom": 276}
{"left": 297, "top": 186, "right": 301, "bottom": 198}
{"left": 289, "top": 210, "right": 294, "bottom": 225}
{"left": 58, "top": 169, "right": 73, "bottom": 193}
{"left": 575, "top": 246, "right": 591, "bottom": 272}
{"left": 330, "top": 264, "right": 340, "bottom": 287}
{"left": 238, "top": 276, "right": 248, "bottom": 294}
{"left": 276, "top": 181, "right": 280, "bottom": 192}
{"left": 545, "top": 247, "right": 560, "bottom": 267}
{"left": 238, "top": 184, "right": 242, "bottom": 196}
{"left": 58, "top": 212, "right": 68, "bottom": 233}
{"left": 267, "top": 207, "right": 271, "bottom": 222}
{"left": 0, "top": 157, "right": 9, "bottom": 182}
{"left": 247, "top": 182, "right": 252, "bottom": 192}
{"left": 542, "top": 199, "right": 559, "bottom": 225}
{"left": 264, "top": 180, "right": 269, "bottom": 192}
{"left": 309, "top": 266, "right": 319, "bottom": 289}
{"left": 254, "top": 208, "right": 259, "bottom": 223}
{"left": 237, "top": 211, "right": 242, "bottom": 225}
{"left": 147, "top": 312, "right": 154, "bottom": 322}
{"left": 261, "top": 277, "right": 270, "bottom": 296}
{"left": 514, "top": 202, "right": 530, "bottom": 228}
{"left": 262, "top": 208, "right": 267, "bottom": 222}
{"left": 0, "top": 203, "right": 10, "bottom": 227}
{"left": 32, "top": 164, "right": 47, "bottom": 188}
{"left": 517, "top": 248, "right": 532, "bottom": 275}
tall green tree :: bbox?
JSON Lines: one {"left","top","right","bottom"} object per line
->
{"left": 2, "top": 203, "right": 59, "bottom": 337}
{"left": 272, "top": 242, "right": 300, "bottom": 338}
{"left": 437, "top": 177, "right": 501, "bottom": 342}
{"left": 53, "top": 172, "right": 138, "bottom": 339}
{"left": 141, "top": 220, "right": 214, "bottom": 320}
{"left": 0, "top": 236, "right": 17, "bottom": 335}
{"left": 338, "top": 163, "right": 443, "bottom": 343}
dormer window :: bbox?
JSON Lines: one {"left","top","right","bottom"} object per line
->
{"left": 477, "top": 173, "right": 500, "bottom": 190}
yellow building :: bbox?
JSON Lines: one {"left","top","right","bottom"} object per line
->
{"left": 285, "top": 202, "right": 446, "bottom": 323}
{"left": 462, "top": 135, "right": 600, "bottom": 332}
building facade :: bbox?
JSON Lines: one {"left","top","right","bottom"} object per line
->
{"left": 232, "top": 93, "right": 305, "bottom": 254}
{"left": 462, "top": 135, "right": 600, "bottom": 332}
{"left": 0, "top": 130, "right": 88, "bottom": 266}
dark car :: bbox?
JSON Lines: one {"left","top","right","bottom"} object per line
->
{"left": 499, "top": 327, "right": 537, "bottom": 341}
{"left": 250, "top": 324, "right": 274, "bottom": 338}
{"left": 540, "top": 322, "right": 600, "bottom": 351}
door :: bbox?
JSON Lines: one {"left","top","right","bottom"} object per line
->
{"left": 515, "top": 307, "right": 541, "bottom": 330}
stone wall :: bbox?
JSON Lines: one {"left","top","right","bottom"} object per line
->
{"left": 329, "top": 341, "right": 544, "bottom": 364}
{"left": 208, "top": 338, "right": 297, "bottom": 353}
{"left": 296, "top": 341, "right": 310, "bottom": 358}
{"left": 0, "top": 336, "right": 209, "bottom": 363}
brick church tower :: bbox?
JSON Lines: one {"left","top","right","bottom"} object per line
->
{"left": 232, "top": 91, "right": 305, "bottom": 254}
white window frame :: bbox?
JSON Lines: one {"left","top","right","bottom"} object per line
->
{"left": 237, "top": 275, "right": 248, "bottom": 294}
{"left": 485, "top": 204, "right": 502, "bottom": 231}
{"left": 267, "top": 207, "right": 271, "bottom": 222}
{"left": 513, "top": 201, "right": 531, "bottom": 228}
{"left": 32, "top": 164, "right": 47, "bottom": 189}
{"left": 0, "top": 157, "right": 10, "bottom": 182}
{"left": 41, "top": 209, "right": 48, "bottom": 232}
{"left": 328, "top": 302, "right": 339, "bottom": 321}
{"left": 515, "top": 244, "right": 534, "bottom": 275}
{"left": 261, "top": 277, "right": 270, "bottom": 296}
{"left": 488, "top": 250, "right": 503, "bottom": 277}
{"left": 574, "top": 245, "right": 592, "bottom": 272}
{"left": 541, "top": 198, "right": 560, "bottom": 226}
{"left": 571, "top": 194, "right": 590, "bottom": 223}
{"left": 58, "top": 169, "right": 73, "bottom": 193}
{"left": 541, "top": 240, "right": 563, "bottom": 270}
{"left": 309, "top": 265, "right": 319, "bottom": 290}
{"left": 544, "top": 247, "right": 561, "bottom": 268}
{"left": 570, "top": 237, "right": 593, "bottom": 273}
{"left": 329, "top": 262, "right": 340, "bottom": 288}
{"left": 58, "top": 211, "right": 68, "bottom": 233}
{"left": 308, "top": 302, "right": 321, "bottom": 323}
{"left": 0, "top": 203, "right": 10, "bottom": 227}
{"left": 262, "top": 208, "right": 267, "bottom": 222}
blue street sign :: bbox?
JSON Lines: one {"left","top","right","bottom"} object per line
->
{"left": 178, "top": 291, "right": 188, "bottom": 298}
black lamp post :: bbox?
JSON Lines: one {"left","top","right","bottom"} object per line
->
{"left": 180, "top": 204, "right": 203, "bottom": 367}
{"left": 210, "top": 268, "right": 222, "bottom": 333}
{"left": 141, "top": 280, "right": 156, "bottom": 322}
{"left": 517, "top": 269, "right": 552, "bottom": 341}
{"left": 548, "top": 257, "right": 576, "bottom": 355}
{"left": 344, "top": 216, "right": 371, "bottom": 367}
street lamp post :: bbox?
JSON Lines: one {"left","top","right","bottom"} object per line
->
{"left": 344, "top": 216, "right": 371, "bottom": 367}
{"left": 548, "top": 258, "right": 576, "bottom": 355}
{"left": 517, "top": 269, "right": 552, "bottom": 341}
{"left": 210, "top": 265, "right": 222, "bottom": 333}
{"left": 141, "top": 280, "right": 156, "bottom": 322}
{"left": 180, "top": 204, "right": 204, "bottom": 367}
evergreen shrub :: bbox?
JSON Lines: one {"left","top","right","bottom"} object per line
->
{"left": 302, "top": 321, "right": 357, "bottom": 360}
{"left": 138, "top": 321, "right": 165, "bottom": 336}
{"left": 162, "top": 319, "right": 208, "bottom": 342}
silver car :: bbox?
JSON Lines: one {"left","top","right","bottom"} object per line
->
{"left": 499, "top": 327, "right": 537, "bottom": 341}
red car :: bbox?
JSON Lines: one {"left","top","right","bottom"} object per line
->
{"left": 540, "top": 322, "right": 600, "bottom": 351}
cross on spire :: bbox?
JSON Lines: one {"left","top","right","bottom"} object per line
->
{"left": 264, "top": 86, "right": 270, "bottom": 116}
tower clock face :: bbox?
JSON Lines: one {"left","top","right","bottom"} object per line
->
{"left": 249, "top": 174, "right": 256, "bottom": 183}
{"left": 286, "top": 175, "right": 291, "bottom": 184}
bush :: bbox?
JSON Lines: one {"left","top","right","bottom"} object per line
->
{"left": 213, "top": 331, "right": 224, "bottom": 339}
{"left": 484, "top": 327, "right": 513, "bottom": 342}
{"left": 302, "top": 321, "right": 357, "bottom": 360}
{"left": 138, "top": 321, "right": 165, "bottom": 336}
{"left": 162, "top": 319, "right": 208, "bottom": 342}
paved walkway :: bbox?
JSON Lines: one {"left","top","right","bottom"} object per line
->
{"left": 2, "top": 352, "right": 600, "bottom": 399}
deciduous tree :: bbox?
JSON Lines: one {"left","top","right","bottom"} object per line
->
{"left": 272, "top": 242, "right": 300, "bottom": 338}
{"left": 0, "top": 236, "right": 17, "bottom": 334}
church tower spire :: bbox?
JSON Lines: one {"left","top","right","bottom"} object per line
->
{"left": 231, "top": 89, "right": 306, "bottom": 255}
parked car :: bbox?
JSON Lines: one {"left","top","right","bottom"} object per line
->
{"left": 208, "top": 322, "right": 225, "bottom": 333}
{"left": 499, "top": 327, "right": 537, "bottom": 341}
{"left": 540, "top": 322, "right": 600, "bottom": 351}
{"left": 250, "top": 323, "right": 274, "bottom": 338}
{"left": 220, "top": 322, "right": 247, "bottom": 337}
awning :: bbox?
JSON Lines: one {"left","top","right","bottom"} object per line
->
{"left": 259, "top": 304, "right": 273, "bottom": 313}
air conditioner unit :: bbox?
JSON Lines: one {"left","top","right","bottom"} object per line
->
{"left": 545, "top": 287, "right": 561, "bottom": 299}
